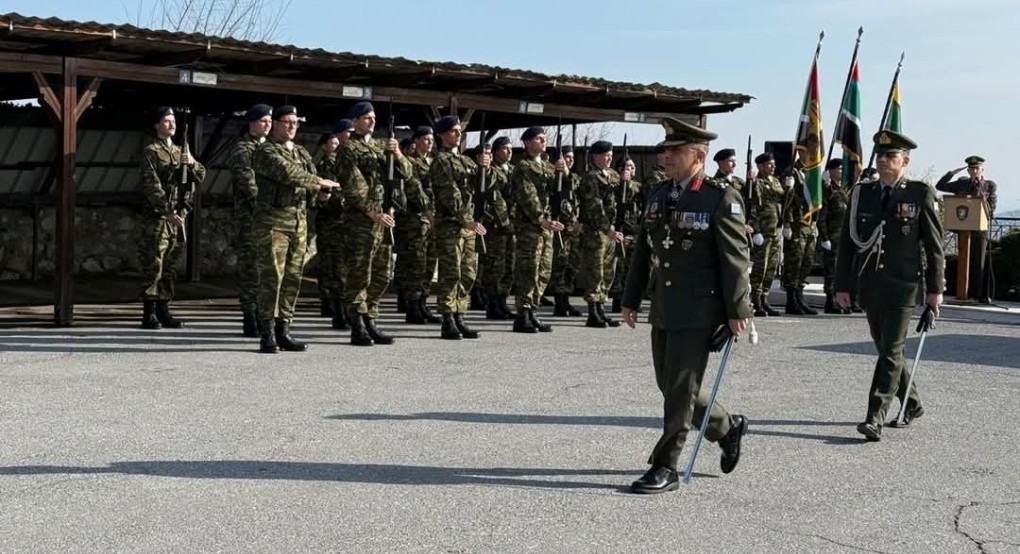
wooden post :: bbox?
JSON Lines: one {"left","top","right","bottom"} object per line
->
{"left": 54, "top": 57, "right": 78, "bottom": 327}
{"left": 956, "top": 230, "right": 971, "bottom": 302}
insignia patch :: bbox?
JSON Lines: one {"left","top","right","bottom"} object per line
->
{"left": 730, "top": 202, "right": 742, "bottom": 215}
{"left": 681, "top": 239, "right": 694, "bottom": 251}
{"left": 902, "top": 225, "right": 911, "bottom": 235}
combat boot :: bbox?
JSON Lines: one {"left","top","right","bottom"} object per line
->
{"left": 363, "top": 315, "right": 395, "bottom": 345}
{"left": 784, "top": 288, "right": 805, "bottom": 315}
{"left": 453, "top": 313, "right": 480, "bottom": 339}
{"left": 419, "top": 298, "right": 442, "bottom": 324}
{"left": 797, "top": 288, "right": 818, "bottom": 315}
{"left": 752, "top": 293, "right": 767, "bottom": 318}
{"left": 824, "top": 294, "right": 843, "bottom": 314}
{"left": 331, "top": 299, "right": 349, "bottom": 330}
{"left": 141, "top": 300, "right": 161, "bottom": 329}
{"left": 348, "top": 308, "right": 374, "bottom": 347}
{"left": 259, "top": 319, "right": 278, "bottom": 353}
{"left": 513, "top": 310, "right": 538, "bottom": 334}
{"left": 761, "top": 292, "right": 782, "bottom": 317}
{"left": 405, "top": 296, "right": 426, "bottom": 324}
{"left": 595, "top": 302, "right": 620, "bottom": 327}
{"left": 470, "top": 288, "right": 486, "bottom": 311}
{"left": 242, "top": 309, "right": 259, "bottom": 337}
{"left": 552, "top": 294, "right": 569, "bottom": 317}
{"left": 154, "top": 300, "right": 184, "bottom": 328}
{"left": 440, "top": 313, "right": 462, "bottom": 340}
{"left": 563, "top": 295, "right": 582, "bottom": 317}
{"left": 528, "top": 308, "right": 553, "bottom": 333}
{"left": 396, "top": 290, "right": 407, "bottom": 314}
{"left": 586, "top": 302, "right": 608, "bottom": 328}
{"left": 274, "top": 319, "right": 308, "bottom": 352}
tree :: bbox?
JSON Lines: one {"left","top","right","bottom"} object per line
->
{"left": 127, "top": 0, "right": 293, "bottom": 42}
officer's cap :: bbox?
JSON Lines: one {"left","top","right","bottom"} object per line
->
{"left": 965, "top": 155, "right": 985, "bottom": 167}
{"left": 873, "top": 130, "right": 917, "bottom": 153}
{"left": 660, "top": 117, "right": 717, "bottom": 147}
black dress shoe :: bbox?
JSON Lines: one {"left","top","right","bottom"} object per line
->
{"left": 887, "top": 404, "right": 925, "bottom": 428}
{"left": 630, "top": 466, "right": 679, "bottom": 494}
{"left": 856, "top": 421, "right": 882, "bottom": 441}
{"left": 720, "top": 414, "right": 748, "bottom": 474}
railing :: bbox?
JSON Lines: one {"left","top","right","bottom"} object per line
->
{"left": 944, "top": 217, "right": 1020, "bottom": 254}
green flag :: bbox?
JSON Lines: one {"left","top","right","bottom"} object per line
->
{"left": 795, "top": 52, "right": 825, "bottom": 215}
{"left": 883, "top": 79, "right": 902, "bottom": 132}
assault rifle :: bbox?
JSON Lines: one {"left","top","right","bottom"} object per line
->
{"left": 382, "top": 103, "right": 398, "bottom": 245}
{"left": 473, "top": 114, "right": 488, "bottom": 254}
{"left": 551, "top": 123, "right": 565, "bottom": 248}
{"left": 613, "top": 134, "right": 630, "bottom": 258}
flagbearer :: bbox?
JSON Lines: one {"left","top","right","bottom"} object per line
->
{"left": 818, "top": 158, "right": 850, "bottom": 314}
{"left": 835, "top": 130, "right": 944, "bottom": 441}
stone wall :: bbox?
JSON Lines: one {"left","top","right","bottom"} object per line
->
{"left": 0, "top": 204, "right": 242, "bottom": 281}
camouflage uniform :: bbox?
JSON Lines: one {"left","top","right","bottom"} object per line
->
{"left": 313, "top": 151, "right": 346, "bottom": 308}
{"left": 229, "top": 134, "right": 262, "bottom": 317}
{"left": 748, "top": 175, "right": 785, "bottom": 297}
{"left": 782, "top": 169, "right": 819, "bottom": 314}
{"left": 548, "top": 173, "right": 581, "bottom": 297}
{"left": 817, "top": 180, "right": 849, "bottom": 295}
{"left": 252, "top": 139, "right": 320, "bottom": 323}
{"left": 478, "top": 160, "right": 514, "bottom": 307}
{"left": 393, "top": 152, "right": 435, "bottom": 305}
{"left": 577, "top": 167, "right": 620, "bottom": 304}
{"left": 429, "top": 146, "right": 482, "bottom": 314}
{"left": 337, "top": 134, "right": 412, "bottom": 319}
{"left": 138, "top": 138, "right": 206, "bottom": 300}
{"left": 609, "top": 179, "right": 646, "bottom": 302}
{"left": 509, "top": 155, "right": 556, "bottom": 314}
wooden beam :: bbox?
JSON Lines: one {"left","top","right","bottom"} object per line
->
{"left": 33, "top": 37, "right": 114, "bottom": 57}
{"left": 137, "top": 46, "right": 210, "bottom": 67}
{"left": 0, "top": 51, "right": 63, "bottom": 74}
{"left": 74, "top": 78, "right": 102, "bottom": 121}
{"left": 54, "top": 56, "right": 78, "bottom": 327}
{"left": 31, "top": 71, "right": 61, "bottom": 120}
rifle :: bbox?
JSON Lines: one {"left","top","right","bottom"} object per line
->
{"left": 382, "top": 102, "right": 397, "bottom": 245}
{"left": 175, "top": 108, "right": 196, "bottom": 241}
{"left": 745, "top": 135, "right": 758, "bottom": 208}
{"left": 473, "top": 114, "right": 488, "bottom": 254}
{"left": 551, "top": 123, "right": 565, "bottom": 249}
{"left": 613, "top": 134, "right": 629, "bottom": 258}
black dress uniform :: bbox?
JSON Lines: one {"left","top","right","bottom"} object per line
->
{"left": 934, "top": 155, "right": 997, "bottom": 302}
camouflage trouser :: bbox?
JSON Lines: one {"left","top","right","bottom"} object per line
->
{"left": 255, "top": 216, "right": 308, "bottom": 321}
{"left": 609, "top": 234, "right": 637, "bottom": 297}
{"left": 820, "top": 233, "right": 841, "bottom": 295}
{"left": 393, "top": 215, "right": 431, "bottom": 301}
{"left": 580, "top": 231, "right": 616, "bottom": 303}
{"left": 234, "top": 209, "right": 259, "bottom": 312}
{"left": 750, "top": 233, "right": 781, "bottom": 295}
{"left": 782, "top": 226, "right": 817, "bottom": 289}
{"left": 513, "top": 225, "right": 553, "bottom": 311}
{"left": 435, "top": 223, "right": 478, "bottom": 314}
{"left": 478, "top": 226, "right": 514, "bottom": 296}
{"left": 548, "top": 229, "right": 580, "bottom": 295}
{"left": 344, "top": 220, "right": 392, "bottom": 319}
{"left": 138, "top": 218, "right": 184, "bottom": 300}
{"left": 316, "top": 217, "right": 347, "bottom": 302}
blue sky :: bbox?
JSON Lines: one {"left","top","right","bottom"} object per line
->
{"left": 6, "top": 0, "right": 1019, "bottom": 210}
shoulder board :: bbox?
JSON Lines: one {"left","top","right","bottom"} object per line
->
{"left": 704, "top": 177, "right": 728, "bottom": 190}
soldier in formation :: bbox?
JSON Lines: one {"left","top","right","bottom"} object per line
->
{"left": 314, "top": 119, "right": 354, "bottom": 331}
{"left": 781, "top": 162, "right": 819, "bottom": 315}
{"left": 478, "top": 136, "right": 516, "bottom": 321}
{"left": 746, "top": 152, "right": 784, "bottom": 317}
{"left": 817, "top": 158, "right": 850, "bottom": 314}
{"left": 547, "top": 145, "right": 583, "bottom": 318}
{"left": 395, "top": 125, "right": 442, "bottom": 325}
{"left": 576, "top": 140, "right": 625, "bottom": 328}
{"left": 608, "top": 155, "right": 644, "bottom": 313}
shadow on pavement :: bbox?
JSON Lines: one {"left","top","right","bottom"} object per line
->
{"left": 802, "top": 333, "right": 1020, "bottom": 370}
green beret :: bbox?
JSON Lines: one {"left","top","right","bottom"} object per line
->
{"left": 965, "top": 155, "right": 985, "bottom": 167}
{"left": 873, "top": 130, "right": 917, "bottom": 153}
{"left": 660, "top": 116, "right": 717, "bottom": 147}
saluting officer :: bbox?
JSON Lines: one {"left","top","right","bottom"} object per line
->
{"left": 935, "top": 155, "right": 998, "bottom": 302}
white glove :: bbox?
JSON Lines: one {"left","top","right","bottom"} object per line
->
{"left": 782, "top": 227, "right": 793, "bottom": 240}
{"left": 820, "top": 240, "right": 832, "bottom": 251}
{"left": 752, "top": 233, "right": 764, "bottom": 246}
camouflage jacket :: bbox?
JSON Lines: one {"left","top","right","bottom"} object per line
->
{"left": 252, "top": 139, "right": 320, "bottom": 224}
{"left": 747, "top": 175, "right": 785, "bottom": 235}
{"left": 619, "top": 179, "right": 645, "bottom": 236}
{"left": 139, "top": 137, "right": 207, "bottom": 219}
{"left": 782, "top": 169, "right": 817, "bottom": 232}
{"left": 336, "top": 133, "right": 412, "bottom": 225}
{"left": 578, "top": 167, "right": 621, "bottom": 234}
{"left": 430, "top": 146, "right": 482, "bottom": 227}
{"left": 560, "top": 173, "right": 581, "bottom": 224}
{"left": 817, "top": 182, "right": 850, "bottom": 242}
{"left": 509, "top": 155, "right": 557, "bottom": 229}
{"left": 315, "top": 151, "right": 344, "bottom": 219}
{"left": 228, "top": 134, "right": 261, "bottom": 214}
{"left": 483, "top": 161, "right": 513, "bottom": 228}
{"left": 405, "top": 152, "right": 434, "bottom": 217}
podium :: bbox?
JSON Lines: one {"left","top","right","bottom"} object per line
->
{"left": 943, "top": 195, "right": 990, "bottom": 302}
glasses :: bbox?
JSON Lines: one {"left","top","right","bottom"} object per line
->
{"left": 279, "top": 119, "right": 300, "bottom": 127}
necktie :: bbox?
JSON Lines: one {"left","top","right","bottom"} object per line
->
{"left": 881, "top": 186, "right": 892, "bottom": 211}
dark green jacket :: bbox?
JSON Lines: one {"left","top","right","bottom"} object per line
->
{"left": 622, "top": 172, "right": 753, "bottom": 330}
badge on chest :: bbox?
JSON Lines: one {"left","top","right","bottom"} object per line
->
{"left": 672, "top": 211, "right": 710, "bottom": 231}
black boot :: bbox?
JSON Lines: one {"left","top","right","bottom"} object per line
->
{"left": 553, "top": 294, "right": 569, "bottom": 317}
{"left": 595, "top": 302, "right": 620, "bottom": 327}
{"left": 563, "top": 295, "right": 582, "bottom": 317}
{"left": 761, "top": 292, "right": 782, "bottom": 317}
{"left": 513, "top": 309, "right": 538, "bottom": 333}
{"left": 348, "top": 308, "right": 374, "bottom": 346}
{"left": 797, "top": 288, "right": 818, "bottom": 315}
{"left": 528, "top": 308, "right": 553, "bottom": 332}
{"left": 331, "top": 299, "right": 349, "bottom": 330}
{"left": 242, "top": 309, "right": 259, "bottom": 337}
{"left": 259, "top": 319, "right": 278, "bottom": 353}
{"left": 823, "top": 294, "right": 843, "bottom": 314}
{"left": 441, "top": 313, "right": 462, "bottom": 340}
{"left": 785, "top": 288, "right": 805, "bottom": 315}
{"left": 363, "top": 315, "right": 395, "bottom": 345}
{"left": 154, "top": 300, "right": 184, "bottom": 328}
{"left": 141, "top": 300, "right": 161, "bottom": 329}
{"left": 611, "top": 295, "right": 622, "bottom": 313}
{"left": 274, "top": 319, "right": 308, "bottom": 352}
{"left": 485, "top": 296, "right": 504, "bottom": 320}
{"left": 453, "top": 313, "right": 480, "bottom": 339}
{"left": 586, "top": 302, "right": 608, "bottom": 328}
{"left": 470, "top": 288, "right": 486, "bottom": 311}
{"left": 319, "top": 300, "right": 333, "bottom": 318}
{"left": 419, "top": 298, "right": 442, "bottom": 324}
{"left": 396, "top": 290, "right": 407, "bottom": 314}
{"left": 405, "top": 296, "right": 426, "bottom": 324}
{"left": 752, "top": 293, "right": 767, "bottom": 317}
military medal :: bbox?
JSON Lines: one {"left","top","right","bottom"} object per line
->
{"left": 902, "top": 224, "right": 911, "bottom": 235}
{"left": 681, "top": 238, "right": 694, "bottom": 251}
{"left": 662, "top": 233, "right": 675, "bottom": 250}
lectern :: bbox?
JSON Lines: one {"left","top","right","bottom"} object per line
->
{"left": 943, "top": 195, "right": 990, "bottom": 302}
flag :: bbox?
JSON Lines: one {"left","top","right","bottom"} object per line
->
{"left": 883, "top": 79, "right": 902, "bottom": 132}
{"left": 795, "top": 54, "right": 825, "bottom": 215}
{"left": 836, "top": 60, "right": 862, "bottom": 187}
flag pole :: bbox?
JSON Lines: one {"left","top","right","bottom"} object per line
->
{"left": 866, "top": 51, "right": 905, "bottom": 170}
{"left": 795, "top": 31, "right": 825, "bottom": 143}
{"left": 826, "top": 27, "right": 864, "bottom": 165}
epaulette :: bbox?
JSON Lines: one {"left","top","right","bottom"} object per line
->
{"left": 705, "top": 177, "right": 728, "bottom": 190}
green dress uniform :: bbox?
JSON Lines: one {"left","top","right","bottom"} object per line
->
{"left": 835, "top": 130, "right": 945, "bottom": 440}
{"left": 622, "top": 117, "right": 750, "bottom": 493}
{"left": 934, "top": 158, "right": 997, "bottom": 301}
{"left": 229, "top": 133, "right": 263, "bottom": 335}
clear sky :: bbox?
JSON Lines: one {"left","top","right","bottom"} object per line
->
{"left": 6, "top": 0, "right": 1018, "bottom": 211}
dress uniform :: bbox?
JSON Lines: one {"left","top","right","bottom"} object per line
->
{"left": 835, "top": 130, "right": 945, "bottom": 441}
{"left": 622, "top": 117, "right": 750, "bottom": 493}
{"left": 935, "top": 155, "right": 997, "bottom": 302}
